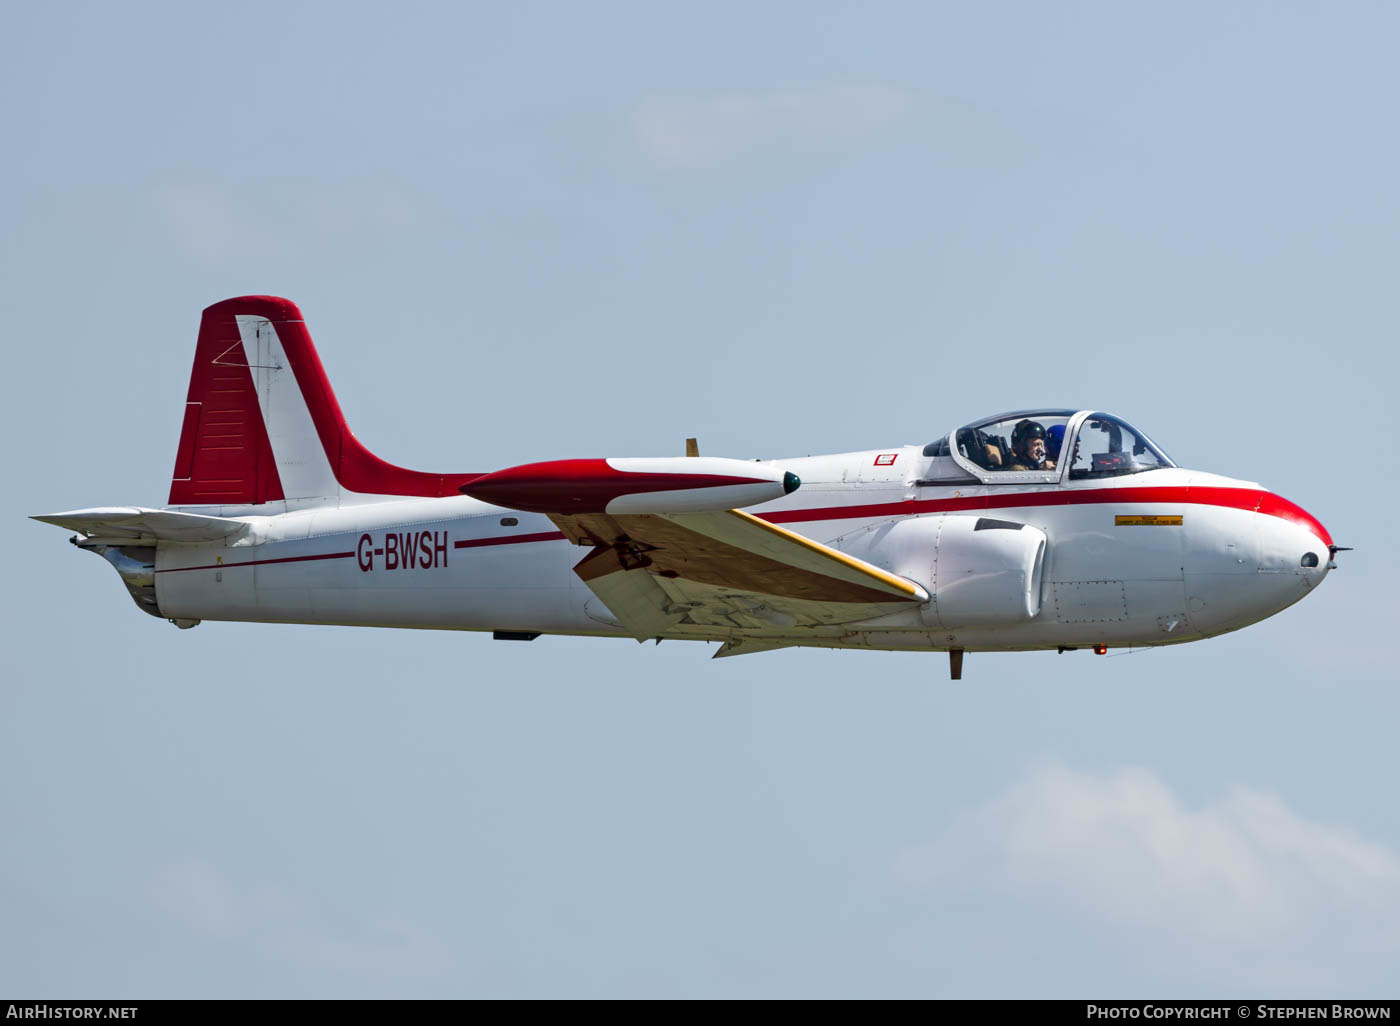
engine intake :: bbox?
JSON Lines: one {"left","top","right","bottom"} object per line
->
{"left": 836, "top": 515, "right": 1047, "bottom": 629}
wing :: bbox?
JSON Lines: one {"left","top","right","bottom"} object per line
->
{"left": 31, "top": 507, "right": 249, "bottom": 543}
{"left": 551, "top": 508, "right": 927, "bottom": 641}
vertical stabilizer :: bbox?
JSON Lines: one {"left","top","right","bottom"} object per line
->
{"left": 169, "top": 296, "right": 479, "bottom": 507}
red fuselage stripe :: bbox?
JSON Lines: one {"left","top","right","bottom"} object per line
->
{"left": 757, "top": 485, "right": 1331, "bottom": 546}
{"left": 761, "top": 485, "right": 1219, "bottom": 522}
{"left": 156, "top": 550, "right": 356, "bottom": 574}
{"left": 152, "top": 486, "right": 1331, "bottom": 573}
{"left": 453, "top": 531, "right": 567, "bottom": 549}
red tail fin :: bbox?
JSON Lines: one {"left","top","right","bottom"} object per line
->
{"left": 169, "top": 296, "right": 480, "bottom": 506}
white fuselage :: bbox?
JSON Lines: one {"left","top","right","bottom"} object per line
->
{"left": 154, "top": 447, "right": 1331, "bottom": 652}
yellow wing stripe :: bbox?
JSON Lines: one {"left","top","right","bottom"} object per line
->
{"left": 727, "top": 509, "right": 926, "bottom": 600}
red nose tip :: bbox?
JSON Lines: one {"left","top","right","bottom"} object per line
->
{"left": 1258, "top": 492, "right": 1332, "bottom": 548}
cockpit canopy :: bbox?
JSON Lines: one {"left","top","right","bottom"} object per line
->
{"left": 925, "top": 410, "right": 1174, "bottom": 482}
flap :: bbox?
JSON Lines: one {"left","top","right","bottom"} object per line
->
{"left": 551, "top": 508, "right": 927, "bottom": 641}
{"left": 31, "top": 507, "right": 249, "bottom": 543}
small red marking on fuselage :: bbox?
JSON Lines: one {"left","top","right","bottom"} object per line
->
{"left": 357, "top": 530, "right": 449, "bottom": 572}
{"left": 874, "top": 454, "right": 898, "bottom": 466}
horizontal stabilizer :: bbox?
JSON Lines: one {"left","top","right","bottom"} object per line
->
{"left": 31, "top": 507, "right": 248, "bottom": 543}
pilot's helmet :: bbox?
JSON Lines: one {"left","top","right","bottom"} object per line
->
{"left": 1012, "top": 419, "right": 1046, "bottom": 456}
{"left": 1046, "top": 423, "right": 1065, "bottom": 460}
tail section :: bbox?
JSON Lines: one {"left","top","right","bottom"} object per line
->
{"left": 170, "top": 296, "right": 480, "bottom": 508}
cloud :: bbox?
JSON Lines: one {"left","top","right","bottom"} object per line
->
{"left": 151, "top": 859, "right": 451, "bottom": 979}
{"left": 633, "top": 84, "right": 915, "bottom": 170}
{"left": 893, "top": 764, "right": 1400, "bottom": 992}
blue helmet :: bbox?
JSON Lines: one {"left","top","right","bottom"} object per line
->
{"left": 1046, "top": 424, "right": 1065, "bottom": 460}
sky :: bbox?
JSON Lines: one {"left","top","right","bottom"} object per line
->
{"left": 3, "top": 1, "right": 1397, "bottom": 998}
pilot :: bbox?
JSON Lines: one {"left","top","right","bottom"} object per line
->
{"left": 1046, "top": 424, "right": 1065, "bottom": 463}
{"left": 1003, "top": 419, "right": 1055, "bottom": 471}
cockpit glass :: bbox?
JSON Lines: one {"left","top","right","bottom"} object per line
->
{"left": 1068, "top": 413, "right": 1174, "bottom": 479}
{"left": 955, "top": 411, "right": 1074, "bottom": 473}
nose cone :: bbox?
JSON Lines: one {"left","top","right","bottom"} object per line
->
{"left": 1184, "top": 487, "right": 1333, "bottom": 635}
{"left": 1257, "top": 492, "right": 1332, "bottom": 590}
{"left": 1257, "top": 491, "right": 1332, "bottom": 551}
{"left": 1235, "top": 492, "right": 1333, "bottom": 629}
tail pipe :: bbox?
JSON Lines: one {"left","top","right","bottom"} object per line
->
{"left": 73, "top": 537, "right": 161, "bottom": 619}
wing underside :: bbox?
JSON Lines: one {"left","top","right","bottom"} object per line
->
{"left": 551, "top": 508, "right": 927, "bottom": 641}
